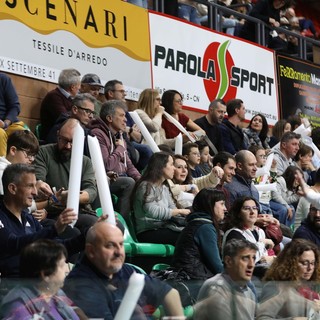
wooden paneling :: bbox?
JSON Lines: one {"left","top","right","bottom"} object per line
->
{"left": 4, "top": 72, "right": 204, "bottom": 135}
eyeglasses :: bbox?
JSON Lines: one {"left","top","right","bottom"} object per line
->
{"left": 57, "top": 135, "right": 73, "bottom": 146}
{"left": 258, "top": 155, "right": 267, "bottom": 159}
{"left": 242, "top": 206, "right": 259, "bottom": 212}
{"left": 299, "top": 260, "right": 316, "bottom": 268}
{"left": 18, "top": 148, "right": 36, "bottom": 160}
{"left": 76, "top": 106, "right": 96, "bottom": 116}
{"left": 112, "top": 89, "right": 126, "bottom": 94}
{"left": 174, "top": 99, "right": 183, "bottom": 104}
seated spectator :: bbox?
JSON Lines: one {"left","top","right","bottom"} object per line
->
{"left": 172, "top": 188, "right": 226, "bottom": 285}
{"left": 194, "top": 239, "right": 257, "bottom": 320}
{"left": 249, "top": 145, "right": 279, "bottom": 213}
{"left": 104, "top": 79, "right": 153, "bottom": 171}
{"left": 220, "top": 99, "right": 247, "bottom": 154}
{"left": 177, "top": 0, "right": 201, "bottom": 25}
{"left": 294, "top": 143, "right": 316, "bottom": 186}
{"left": 195, "top": 140, "right": 213, "bottom": 175}
{"left": 269, "top": 119, "right": 291, "bottom": 148}
{"left": 88, "top": 100, "right": 141, "bottom": 220}
{"left": 0, "top": 239, "right": 84, "bottom": 320}
{"left": 0, "top": 130, "right": 55, "bottom": 228}
{"left": 258, "top": 239, "right": 320, "bottom": 319}
{"left": 243, "top": 113, "right": 270, "bottom": 149}
{"left": 0, "top": 163, "right": 82, "bottom": 279}
{"left": 198, "top": 0, "right": 245, "bottom": 35}
{"left": 194, "top": 99, "right": 226, "bottom": 155}
{"left": 294, "top": 205, "right": 320, "bottom": 247}
{"left": 296, "top": 168, "right": 320, "bottom": 230}
{"left": 79, "top": 73, "right": 104, "bottom": 115}
{"left": 0, "top": 130, "right": 40, "bottom": 195}
{"left": 211, "top": 151, "right": 236, "bottom": 210}
{"left": 161, "top": 89, "right": 204, "bottom": 140}
{"left": 34, "top": 118, "right": 98, "bottom": 233}
{"left": 40, "top": 68, "right": 81, "bottom": 141}
{"left": 272, "top": 131, "right": 300, "bottom": 176}
{"left": 135, "top": 88, "right": 175, "bottom": 148}
{"left": 239, "top": 0, "right": 293, "bottom": 45}
{"left": 131, "top": 152, "right": 190, "bottom": 245}
{"left": 0, "top": 73, "right": 26, "bottom": 157}
{"left": 46, "top": 93, "right": 96, "bottom": 157}
{"left": 223, "top": 196, "right": 276, "bottom": 271}
{"left": 224, "top": 150, "right": 260, "bottom": 207}
{"left": 64, "top": 222, "right": 184, "bottom": 319}
{"left": 182, "top": 142, "right": 203, "bottom": 178}
{"left": 270, "top": 165, "right": 302, "bottom": 227}
{"left": 170, "top": 154, "right": 223, "bottom": 208}
{"left": 287, "top": 114, "right": 302, "bottom": 131}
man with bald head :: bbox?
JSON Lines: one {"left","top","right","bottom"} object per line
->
{"left": 64, "top": 222, "right": 184, "bottom": 319}
{"left": 224, "top": 150, "right": 259, "bottom": 206}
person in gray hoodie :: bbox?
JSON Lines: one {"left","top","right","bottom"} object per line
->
{"left": 271, "top": 131, "right": 300, "bottom": 176}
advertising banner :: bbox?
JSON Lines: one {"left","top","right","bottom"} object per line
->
{"left": 149, "top": 12, "right": 279, "bottom": 124}
{"left": 0, "top": 0, "right": 151, "bottom": 99}
{"left": 277, "top": 54, "right": 320, "bottom": 127}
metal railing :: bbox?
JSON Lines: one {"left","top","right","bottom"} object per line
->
{"left": 152, "top": 0, "right": 320, "bottom": 63}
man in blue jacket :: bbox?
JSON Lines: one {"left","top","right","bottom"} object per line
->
{"left": 64, "top": 222, "right": 184, "bottom": 319}
{"left": 0, "top": 163, "right": 82, "bottom": 278}
{"left": 293, "top": 205, "right": 320, "bottom": 246}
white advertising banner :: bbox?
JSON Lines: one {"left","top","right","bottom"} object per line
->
{"left": 0, "top": 1, "right": 151, "bottom": 99}
{"left": 149, "top": 12, "right": 279, "bottom": 124}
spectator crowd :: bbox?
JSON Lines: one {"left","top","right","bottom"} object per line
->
{"left": 0, "top": 0, "right": 320, "bottom": 317}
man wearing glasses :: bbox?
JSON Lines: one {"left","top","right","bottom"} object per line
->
{"left": 34, "top": 118, "right": 98, "bottom": 233}
{"left": 46, "top": 93, "right": 96, "bottom": 157}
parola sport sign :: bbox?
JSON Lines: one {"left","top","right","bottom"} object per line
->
{"left": 150, "top": 12, "right": 279, "bottom": 125}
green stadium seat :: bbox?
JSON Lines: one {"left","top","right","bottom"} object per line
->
{"left": 96, "top": 208, "right": 175, "bottom": 257}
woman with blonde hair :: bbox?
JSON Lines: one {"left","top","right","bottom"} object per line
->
{"left": 136, "top": 88, "right": 175, "bottom": 148}
{"left": 258, "top": 239, "right": 320, "bottom": 319}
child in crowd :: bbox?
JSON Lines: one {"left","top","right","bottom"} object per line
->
{"left": 182, "top": 142, "right": 202, "bottom": 178}
{"left": 195, "top": 140, "right": 213, "bottom": 175}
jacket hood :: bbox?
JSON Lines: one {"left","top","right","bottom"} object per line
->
{"left": 88, "top": 117, "right": 111, "bottom": 134}
{"left": 186, "top": 211, "right": 213, "bottom": 223}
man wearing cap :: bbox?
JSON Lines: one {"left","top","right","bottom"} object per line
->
{"left": 80, "top": 73, "right": 104, "bottom": 115}
{"left": 40, "top": 68, "right": 81, "bottom": 142}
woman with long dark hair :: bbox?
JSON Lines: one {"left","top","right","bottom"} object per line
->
{"left": 172, "top": 188, "right": 226, "bottom": 279}
{"left": 161, "top": 89, "right": 204, "bottom": 139}
{"left": 223, "top": 196, "right": 275, "bottom": 266}
{"left": 131, "top": 152, "right": 190, "bottom": 245}
{"left": 270, "top": 165, "right": 302, "bottom": 227}
{"left": 243, "top": 113, "right": 270, "bottom": 149}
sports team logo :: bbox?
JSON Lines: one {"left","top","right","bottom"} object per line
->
{"left": 203, "top": 40, "right": 237, "bottom": 102}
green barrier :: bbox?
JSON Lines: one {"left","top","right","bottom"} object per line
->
{"left": 96, "top": 208, "right": 175, "bottom": 257}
